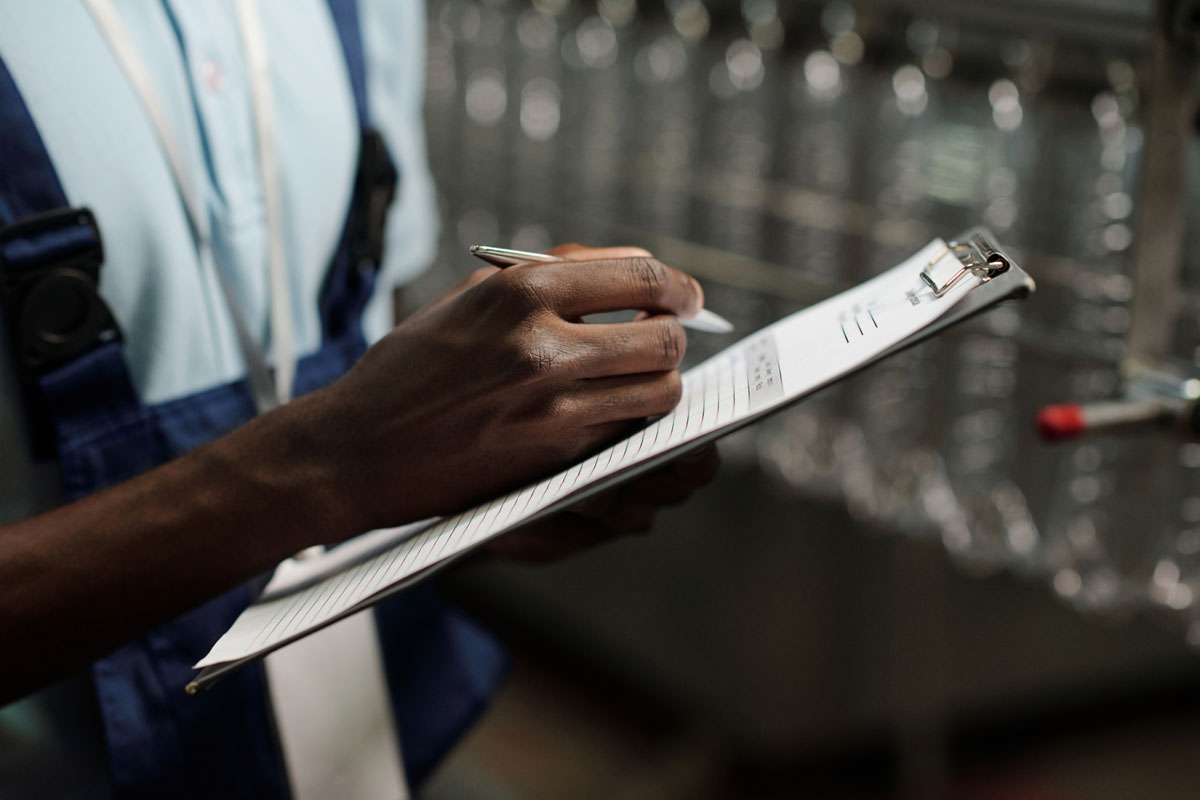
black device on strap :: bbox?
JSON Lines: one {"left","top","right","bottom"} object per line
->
{"left": 348, "top": 130, "right": 398, "bottom": 270}
{"left": 0, "top": 207, "right": 121, "bottom": 373}
{"left": 0, "top": 207, "right": 122, "bottom": 456}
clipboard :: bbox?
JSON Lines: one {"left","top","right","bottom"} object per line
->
{"left": 188, "top": 227, "right": 1035, "bottom": 693}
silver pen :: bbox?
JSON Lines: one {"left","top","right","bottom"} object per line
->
{"left": 469, "top": 245, "right": 735, "bottom": 334}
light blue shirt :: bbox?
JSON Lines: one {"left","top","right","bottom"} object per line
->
{"left": 0, "top": 0, "right": 438, "bottom": 522}
{"left": 0, "top": 1, "right": 435, "bottom": 793}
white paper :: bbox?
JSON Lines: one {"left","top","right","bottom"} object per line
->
{"left": 259, "top": 519, "right": 439, "bottom": 601}
{"left": 194, "top": 239, "right": 991, "bottom": 673}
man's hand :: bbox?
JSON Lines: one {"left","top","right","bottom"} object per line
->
{"left": 0, "top": 244, "right": 711, "bottom": 700}
{"left": 410, "top": 244, "right": 662, "bottom": 317}
{"left": 401, "top": 245, "right": 721, "bottom": 562}
{"left": 311, "top": 244, "right": 707, "bottom": 534}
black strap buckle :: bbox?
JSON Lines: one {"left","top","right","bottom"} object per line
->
{"left": 349, "top": 131, "right": 399, "bottom": 270}
{"left": 0, "top": 207, "right": 122, "bottom": 373}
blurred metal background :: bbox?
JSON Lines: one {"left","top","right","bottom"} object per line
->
{"left": 409, "top": 0, "right": 1200, "bottom": 795}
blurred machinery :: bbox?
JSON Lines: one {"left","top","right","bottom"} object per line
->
{"left": 414, "top": 0, "right": 1200, "bottom": 792}
{"left": 419, "top": 0, "right": 1200, "bottom": 633}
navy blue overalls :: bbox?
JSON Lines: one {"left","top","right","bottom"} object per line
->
{"left": 0, "top": 1, "right": 506, "bottom": 796}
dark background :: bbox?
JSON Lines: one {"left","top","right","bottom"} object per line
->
{"left": 409, "top": 1, "right": 1200, "bottom": 796}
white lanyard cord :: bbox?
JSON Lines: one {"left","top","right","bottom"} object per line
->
{"left": 82, "top": 0, "right": 295, "bottom": 411}
{"left": 234, "top": 0, "right": 295, "bottom": 408}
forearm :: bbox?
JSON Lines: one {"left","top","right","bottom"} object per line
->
{"left": 0, "top": 250, "right": 706, "bottom": 702}
{"left": 0, "top": 392, "right": 354, "bottom": 702}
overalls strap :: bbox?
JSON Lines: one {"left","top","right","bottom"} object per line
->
{"left": 319, "top": 0, "right": 399, "bottom": 342}
{"left": 325, "top": 0, "right": 370, "bottom": 130}
{"left": 0, "top": 53, "right": 133, "bottom": 458}
{"left": 0, "top": 50, "right": 288, "bottom": 799}
{"left": 0, "top": 54, "right": 83, "bottom": 225}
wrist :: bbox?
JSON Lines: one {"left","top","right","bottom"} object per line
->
{"left": 275, "top": 385, "right": 382, "bottom": 541}
{"left": 202, "top": 394, "right": 366, "bottom": 553}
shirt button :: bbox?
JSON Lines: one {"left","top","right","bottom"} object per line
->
{"left": 201, "top": 59, "right": 225, "bottom": 92}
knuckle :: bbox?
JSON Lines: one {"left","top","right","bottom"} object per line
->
{"left": 510, "top": 329, "right": 564, "bottom": 379}
{"left": 655, "top": 318, "right": 687, "bottom": 365}
{"left": 518, "top": 346, "right": 558, "bottom": 378}
{"left": 495, "top": 267, "right": 553, "bottom": 312}
{"left": 626, "top": 257, "right": 670, "bottom": 302}
{"left": 544, "top": 391, "right": 576, "bottom": 421}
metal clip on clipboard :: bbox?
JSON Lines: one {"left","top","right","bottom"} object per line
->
{"left": 920, "top": 231, "right": 1011, "bottom": 297}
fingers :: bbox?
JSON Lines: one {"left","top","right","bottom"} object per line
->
{"left": 494, "top": 256, "right": 704, "bottom": 320}
{"left": 569, "top": 371, "right": 683, "bottom": 425}
{"left": 566, "top": 315, "right": 688, "bottom": 378}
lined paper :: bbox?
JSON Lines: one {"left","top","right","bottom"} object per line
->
{"left": 194, "top": 239, "right": 1000, "bottom": 676}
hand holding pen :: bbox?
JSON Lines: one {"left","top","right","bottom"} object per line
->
{"left": 323, "top": 241, "right": 716, "bottom": 528}
{"left": 471, "top": 244, "right": 734, "bottom": 334}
